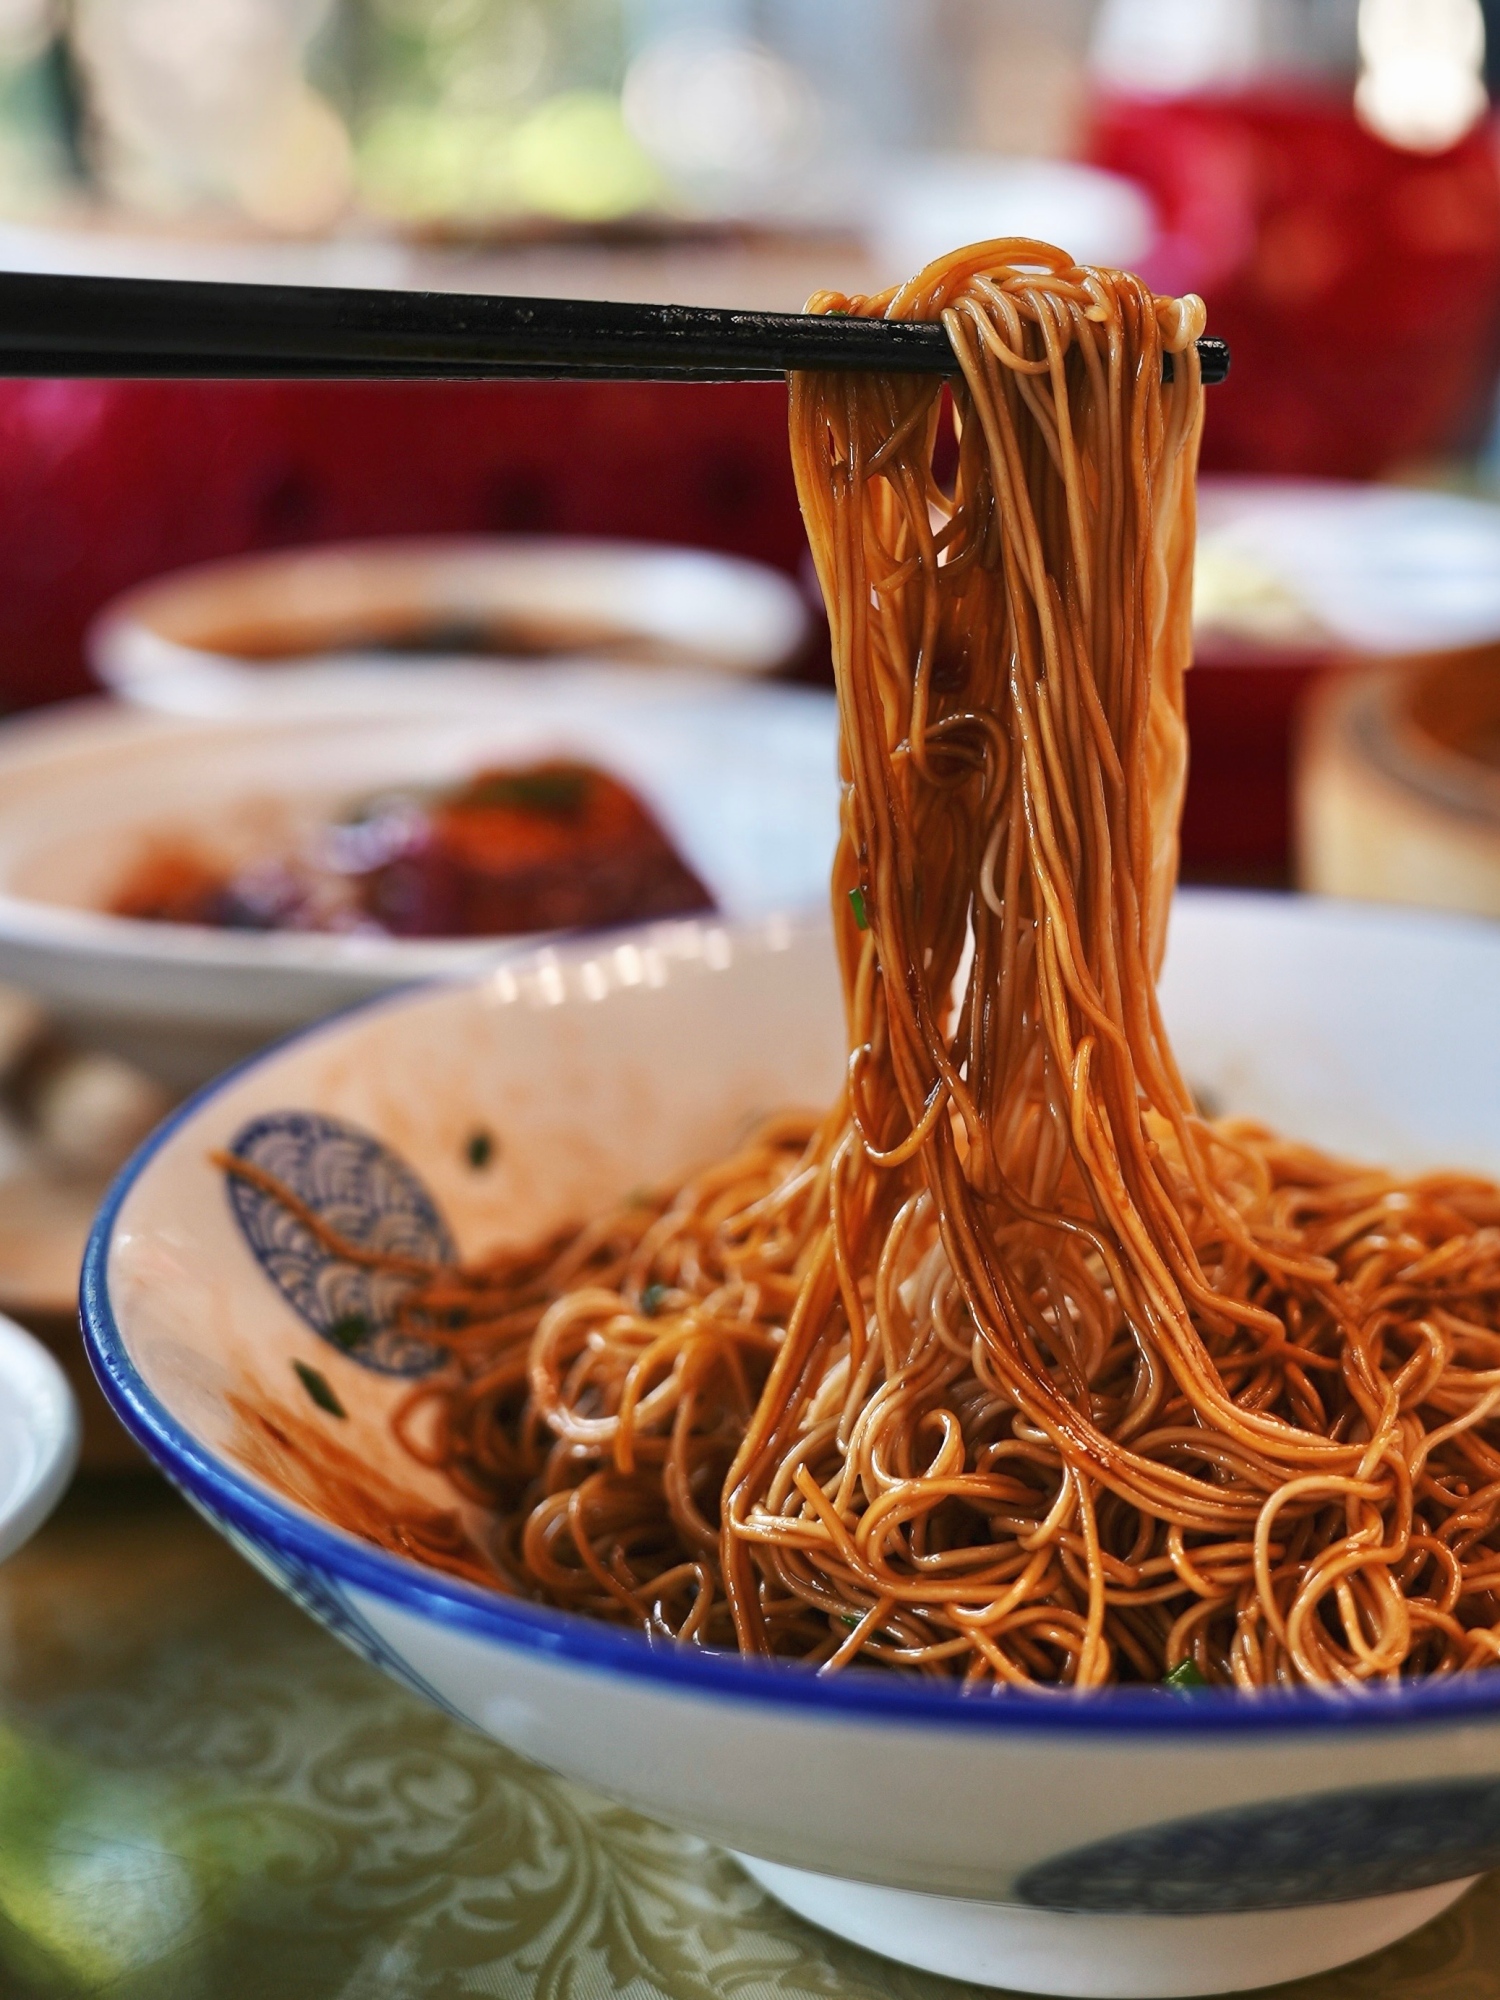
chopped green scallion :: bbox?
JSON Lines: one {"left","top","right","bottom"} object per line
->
{"left": 848, "top": 887, "right": 869, "bottom": 931}
{"left": 461, "top": 769, "right": 589, "bottom": 816}
{"left": 294, "top": 1360, "right": 346, "bottom": 1418}
{"left": 327, "top": 1313, "right": 368, "bottom": 1352}
{"left": 1164, "top": 1659, "right": 1208, "bottom": 1692}
{"left": 640, "top": 1282, "right": 669, "bottom": 1317}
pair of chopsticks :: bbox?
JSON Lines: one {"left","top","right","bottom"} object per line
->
{"left": 0, "top": 270, "right": 1230, "bottom": 384}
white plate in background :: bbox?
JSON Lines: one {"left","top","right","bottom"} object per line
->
{"left": 864, "top": 155, "right": 1155, "bottom": 293}
{"left": 0, "top": 670, "right": 838, "bottom": 1086}
{"left": 1196, "top": 478, "right": 1500, "bottom": 659}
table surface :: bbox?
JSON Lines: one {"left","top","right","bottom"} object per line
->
{"left": 0, "top": 1477, "right": 1497, "bottom": 2000}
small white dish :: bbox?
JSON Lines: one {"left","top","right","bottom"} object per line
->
{"left": 80, "top": 890, "right": 1500, "bottom": 1997}
{"left": 0, "top": 1309, "right": 78, "bottom": 1561}
{"left": 1196, "top": 478, "right": 1500, "bottom": 658}
{"left": 87, "top": 536, "right": 812, "bottom": 718}
{"left": 0, "top": 671, "right": 838, "bottom": 1086}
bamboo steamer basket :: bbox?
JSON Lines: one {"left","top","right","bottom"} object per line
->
{"left": 1297, "top": 642, "right": 1500, "bottom": 917}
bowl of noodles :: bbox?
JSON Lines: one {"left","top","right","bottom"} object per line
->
{"left": 78, "top": 244, "right": 1500, "bottom": 1998}
{"left": 81, "top": 895, "right": 1500, "bottom": 1999}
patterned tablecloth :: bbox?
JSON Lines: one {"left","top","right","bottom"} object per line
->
{"left": 0, "top": 1478, "right": 1497, "bottom": 2000}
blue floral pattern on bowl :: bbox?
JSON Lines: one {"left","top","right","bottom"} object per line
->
{"left": 1018, "top": 1777, "right": 1500, "bottom": 1912}
{"left": 197, "top": 1494, "right": 469, "bottom": 1723}
{"left": 224, "top": 1110, "right": 453, "bottom": 1377}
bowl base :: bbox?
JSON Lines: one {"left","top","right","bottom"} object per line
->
{"left": 733, "top": 1855, "right": 1475, "bottom": 1997}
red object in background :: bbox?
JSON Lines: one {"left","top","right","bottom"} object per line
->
{"left": 0, "top": 377, "right": 808, "bottom": 714}
{"left": 1089, "top": 87, "right": 1500, "bottom": 478}
{"left": 1180, "top": 650, "right": 1333, "bottom": 884}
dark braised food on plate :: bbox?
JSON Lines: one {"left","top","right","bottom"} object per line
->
{"left": 109, "top": 760, "right": 714, "bottom": 940}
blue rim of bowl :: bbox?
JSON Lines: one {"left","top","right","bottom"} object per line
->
{"left": 77, "top": 914, "right": 1500, "bottom": 1741}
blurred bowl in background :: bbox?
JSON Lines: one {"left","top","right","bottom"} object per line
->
{"left": 0, "top": 1310, "right": 77, "bottom": 1556}
{"left": 864, "top": 154, "right": 1155, "bottom": 292}
{"left": 1183, "top": 477, "right": 1500, "bottom": 883}
{"left": 0, "top": 669, "right": 837, "bottom": 1087}
{"left": 1297, "top": 641, "right": 1500, "bottom": 917}
{"left": 88, "top": 536, "right": 812, "bottom": 718}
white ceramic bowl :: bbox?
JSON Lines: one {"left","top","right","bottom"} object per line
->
{"left": 0, "top": 1309, "right": 78, "bottom": 1560}
{"left": 0, "top": 672, "right": 837, "bottom": 1087}
{"left": 88, "top": 537, "right": 812, "bottom": 718}
{"left": 81, "top": 891, "right": 1500, "bottom": 1998}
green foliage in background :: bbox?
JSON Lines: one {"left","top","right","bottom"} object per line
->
{"left": 347, "top": 0, "right": 661, "bottom": 225}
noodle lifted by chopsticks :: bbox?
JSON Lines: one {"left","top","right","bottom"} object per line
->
{"left": 229, "top": 241, "right": 1500, "bottom": 1692}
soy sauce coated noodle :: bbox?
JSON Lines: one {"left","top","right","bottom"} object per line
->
{"left": 228, "top": 241, "right": 1500, "bottom": 1691}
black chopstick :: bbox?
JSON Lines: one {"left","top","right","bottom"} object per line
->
{"left": 0, "top": 270, "right": 1230, "bottom": 384}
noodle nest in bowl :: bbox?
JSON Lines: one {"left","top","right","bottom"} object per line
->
{"left": 226, "top": 241, "right": 1500, "bottom": 1695}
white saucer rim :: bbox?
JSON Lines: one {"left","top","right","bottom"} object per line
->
{"left": 0, "top": 1309, "right": 78, "bottom": 1561}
